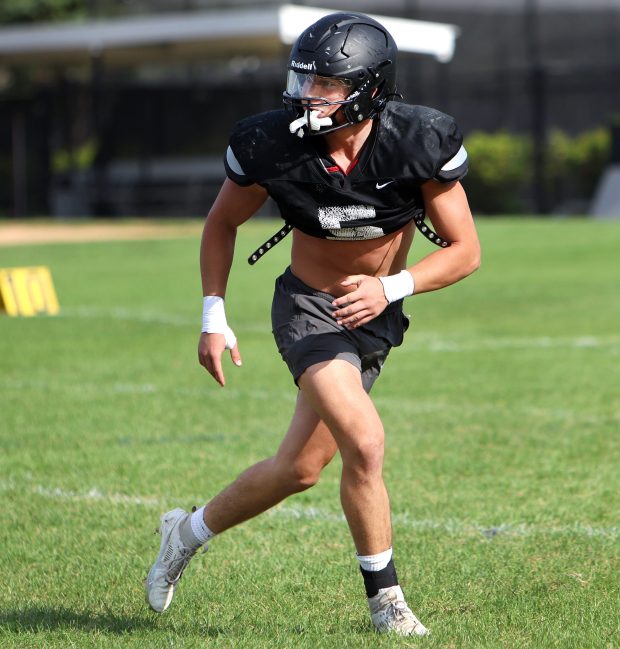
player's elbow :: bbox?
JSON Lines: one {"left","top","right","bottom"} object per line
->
{"left": 455, "top": 239, "right": 481, "bottom": 278}
{"left": 464, "top": 236, "right": 481, "bottom": 275}
{"left": 468, "top": 244, "right": 481, "bottom": 275}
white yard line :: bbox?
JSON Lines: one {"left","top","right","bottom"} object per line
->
{"left": 0, "top": 376, "right": 291, "bottom": 403}
{"left": 1, "top": 481, "right": 617, "bottom": 540}
{"left": 269, "top": 505, "right": 620, "bottom": 540}
{"left": 402, "top": 334, "right": 620, "bottom": 353}
{"left": 0, "top": 480, "right": 164, "bottom": 507}
{"left": 33, "top": 485, "right": 163, "bottom": 507}
{"left": 59, "top": 307, "right": 269, "bottom": 333}
{"left": 60, "top": 306, "right": 196, "bottom": 328}
{"left": 58, "top": 307, "right": 620, "bottom": 352}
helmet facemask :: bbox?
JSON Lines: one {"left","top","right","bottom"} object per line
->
{"left": 283, "top": 13, "right": 399, "bottom": 137}
{"left": 284, "top": 71, "right": 356, "bottom": 137}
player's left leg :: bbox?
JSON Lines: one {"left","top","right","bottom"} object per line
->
{"left": 298, "top": 359, "right": 428, "bottom": 637}
{"left": 200, "top": 392, "right": 338, "bottom": 534}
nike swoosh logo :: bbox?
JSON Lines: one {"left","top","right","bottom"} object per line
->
{"left": 376, "top": 180, "right": 395, "bottom": 189}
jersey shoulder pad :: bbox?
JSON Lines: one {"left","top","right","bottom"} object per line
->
{"left": 224, "top": 109, "right": 307, "bottom": 186}
{"left": 381, "top": 102, "right": 468, "bottom": 182}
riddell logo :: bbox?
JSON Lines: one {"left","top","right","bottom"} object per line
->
{"left": 291, "top": 60, "right": 315, "bottom": 71}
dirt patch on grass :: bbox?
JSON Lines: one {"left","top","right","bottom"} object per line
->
{"left": 0, "top": 220, "right": 204, "bottom": 247}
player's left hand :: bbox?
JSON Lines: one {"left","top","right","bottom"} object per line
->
{"left": 331, "top": 275, "right": 388, "bottom": 330}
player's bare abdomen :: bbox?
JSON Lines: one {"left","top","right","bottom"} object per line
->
{"left": 290, "top": 222, "right": 414, "bottom": 297}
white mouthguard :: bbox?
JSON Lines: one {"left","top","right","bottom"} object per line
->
{"left": 289, "top": 109, "right": 333, "bottom": 138}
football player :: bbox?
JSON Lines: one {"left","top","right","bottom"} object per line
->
{"left": 146, "top": 11, "right": 480, "bottom": 637}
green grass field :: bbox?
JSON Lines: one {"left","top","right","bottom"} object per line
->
{"left": 0, "top": 218, "right": 619, "bottom": 649}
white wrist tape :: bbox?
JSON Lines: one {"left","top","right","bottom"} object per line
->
{"left": 379, "top": 270, "right": 415, "bottom": 303}
{"left": 201, "top": 296, "right": 237, "bottom": 349}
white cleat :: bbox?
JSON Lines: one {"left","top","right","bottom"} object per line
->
{"left": 145, "top": 508, "right": 197, "bottom": 612}
{"left": 368, "top": 586, "right": 429, "bottom": 637}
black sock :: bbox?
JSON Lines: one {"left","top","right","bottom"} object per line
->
{"left": 360, "top": 558, "right": 399, "bottom": 598}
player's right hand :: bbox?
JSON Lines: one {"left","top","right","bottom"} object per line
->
{"left": 198, "top": 332, "right": 242, "bottom": 387}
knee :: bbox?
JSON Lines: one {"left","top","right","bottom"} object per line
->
{"left": 341, "top": 433, "right": 385, "bottom": 480}
{"left": 274, "top": 454, "right": 331, "bottom": 494}
{"left": 288, "top": 462, "right": 322, "bottom": 492}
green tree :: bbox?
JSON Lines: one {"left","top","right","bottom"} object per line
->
{"left": 0, "top": 0, "right": 85, "bottom": 24}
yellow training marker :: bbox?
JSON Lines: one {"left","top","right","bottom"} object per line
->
{"left": 0, "top": 266, "right": 60, "bottom": 316}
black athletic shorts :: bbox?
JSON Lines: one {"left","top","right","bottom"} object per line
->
{"left": 271, "top": 267, "right": 410, "bottom": 392}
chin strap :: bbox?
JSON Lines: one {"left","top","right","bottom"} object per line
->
{"left": 289, "top": 109, "right": 333, "bottom": 138}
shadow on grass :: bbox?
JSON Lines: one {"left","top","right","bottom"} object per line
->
{"left": 0, "top": 606, "right": 367, "bottom": 639}
{"left": 0, "top": 605, "right": 156, "bottom": 634}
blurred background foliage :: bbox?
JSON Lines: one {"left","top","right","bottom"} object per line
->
{"left": 463, "top": 128, "right": 611, "bottom": 214}
{"left": 0, "top": 0, "right": 84, "bottom": 24}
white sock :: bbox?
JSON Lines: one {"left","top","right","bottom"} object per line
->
{"left": 357, "top": 547, "right": 393, "bottom": 572}
{"left": 190, "top": 506, "right": 216, "bottom": 545}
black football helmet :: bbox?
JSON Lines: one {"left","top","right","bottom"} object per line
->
{"left": 283, "top": 12, "right": 399, "bottom": 136}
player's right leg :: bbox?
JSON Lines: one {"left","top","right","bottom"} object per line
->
{"left": 145, "top": 391, "right": 337, "bottom": 613}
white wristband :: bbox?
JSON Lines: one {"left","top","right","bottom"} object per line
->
{"left": 378, "top": 270, "right": 415, "bottom": 303}
{"left": 202, "top": 296, "right": 237, "bottom": 349}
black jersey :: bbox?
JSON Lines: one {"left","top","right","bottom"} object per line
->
{"left": 224, "top": 102, "right": 467, "bottom": 241}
